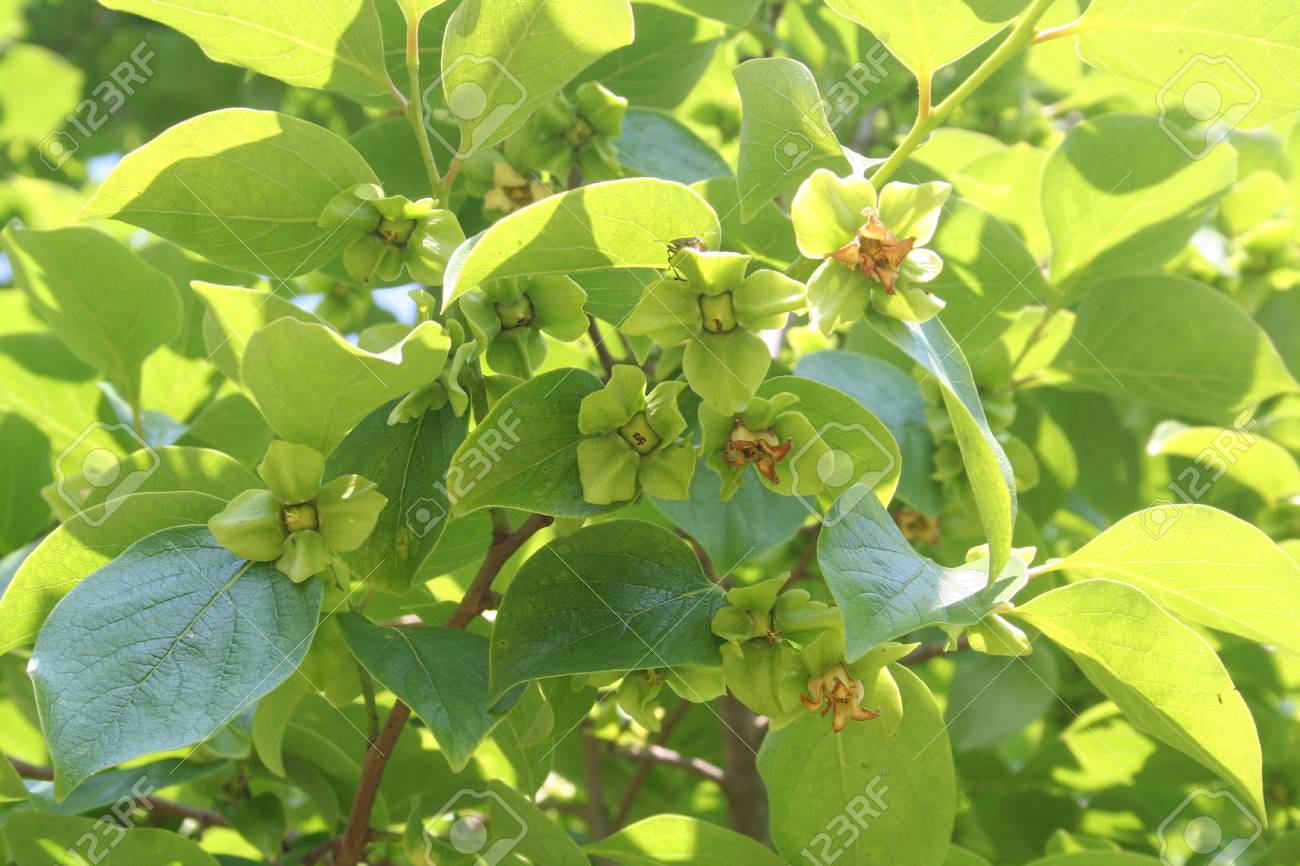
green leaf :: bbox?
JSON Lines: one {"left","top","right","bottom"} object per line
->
{"left": 490, "top": 520, "right": 723, "bottom": 699}
{"left": 733, "top": 57, "right": 850, "bottom": 221}
{"left": 0, "top": 411, "right": 50, "bottom": 555}
{"left": 1042, "top": 114, "right": 1236, "bottom": 289}
{"left": 440, "top": 0, "right": 634, "bottom": 156}
{"left": 1147, "top": 422, "right": 1300, "bottom": 505}
{"left": 1, "top": 447, "right": 258, "bottom": 653}
{"left": 794, "top": 350, "right": 939, "bottom": 515}
{"left": 580, "top": 4, "right": 726, "bottom": 109}
{"left": 758, "top": 665, "right": 955, "bottom": 866}
{"left": 755, "top": 375, "right": 902, "bottom": 510}
{"left": 824, "top": 0, "right": 1031, "bottom": 78}
{"left": 868, "top": 312, "right": 1016, "bottom": 574}
{"left": 1023, "top": 856, "right": 1159, "bottom": 866}
{"left": 945, "top": 847, "right": 994, "bottom": 866}
{"left": 447, "top": 368, "right": 619, "bottom": 518}
{"left": 819, "top": 490, "right": 1029, "bottom": 659}
{"left": 338, "top": 612, "right": 517, "bottom": 771}
{"left": 193, "top": 281, "right": 315, "bottom": 384}
{"left": 484, "top": 779, "right": 590, "bottom": 866}
{"left": 0, "top": 44, "right": 83, "bottom": 144}
{"left": 444, "top": 179, "right": 719, "bottom": 306}
{"left": 945, "top": 646, "right": 1060, "bottom": 751}
{"left": 0, "top": 751, "right": 26, "bottom": 803}
{"left": 1051, "top": 274, "right": 1298, "bottom": 423}
{"left": 923, "top": 198, "right": 1055, "bottom": 351}
{"left": 30, "top": 525, "right": 322, "bottom": 797}
{"left": 3, "top": 223, "right": 182, "bottom": 397}
{"left": 81, "top": 108, "right": 380, "bottom": 277}
{"left": 1012, "top": 578, "right": 1264, "bottom": 818}
{"left": 617, "top": 108, "right": 731, "bottom": 184}
{"left": 1044, "top": 504, "right": 1300, "bottom": 655}
{"left": 241, "top": 318, "right": 449, "bottom": 454}
{"left": 586, "top": 815, "right": 787, "bottom": 866}
{"left": 5, "top": 811, "right": 220, "bottom": 866}
{"left": 1074, "top": 0, "right": 1300, "bottom": 126}
{"left": 652, "top": 456, "right": 808, "bottom": 572}
{"left": 98, "top": 0, "right": 391, "bottom": 98}
{"left": 325, "top": 401, "right": 466, "bottom": 594}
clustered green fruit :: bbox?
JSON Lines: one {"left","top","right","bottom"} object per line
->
{"left": 623, "top": 247, "right": 805, "bottom": 413}
{"left": 208, "top": 441, "right": 386, "bottom": 582}
{"left": 389, "top": 316, "right": 478, "bottom": 423}
{"left": 318, "top": 183, "right": 465, "bottom": 285}
{"left": 461, "top": 275, "right": 589, "bottom": 379}
{"left": 507, "top": 81, "right": 628, "bottom": 184}
{"left": 576, "top": 365, "right": 696, "bottom": 504}
{"left": 792, "top": 169, "right": 951, "bottom": 331}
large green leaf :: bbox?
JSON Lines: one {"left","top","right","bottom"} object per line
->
{"left": 652, "top": 456, "right": 808, "bottom": 573}
{"left": 30, "top": 525, "right": 322, "bottom": 798}
{"left": 325, "top": 401, "right": 467, "bottom": 594}
{"left": 241, "top": 318, "right": 449, "bottom": 454}
{"left": 81, "top": 109, "right": 380, "bottom": 277}
{"left": 1012, "top": 578, "right": 1264, "bottom": 817}
{"left": 447, "top": 368, "right": 617, "bottom": 517}
{"left": 1043, "top": 505, "right": 1300, "bottom": 655}
{"left": 580, "top": 4, "right": 726, "bottom": 109}
{"left": 193, "top": 281, "right": 314, "bottom": 384}
{"left": 5, "top": 811, "right": 219, "bottom": 866}
{"left": 1024, "top": 857, "right": 1159, "bottom": 866}
{"left": 819, "top": 490, "right": 1029, "bottom": 659}
{"left": 733, "top": 57, "right": 849, "bottom": 221}
{"left": 440, "top": 0, "right": 634, "bottom": 156}
{"left": 617, "top": 108, "right": 731, "bottom": 185}
{"left": 98, "top": 0, "right": 390, "bottom": 97}
{"left": 868, "top": 312, "right": 1016, "bottom": 574}
{"left": 945, "top": 646, "right": 1060, "bottom": 752}
{"left": 1145, "top": 422, "right": 1300, "bottom": 505}
{"left": 0, "top": 410, "right": 51, "bottom": 555}
{"left": 586, "top": 815, "right": 786, "bottom": 866}
{"left": 338, "top": 613, "right": 516, "bottom": 771}
{"left": 1041, "top": 114, "right": 1236, "bottom": 289}
{"left": 758, "top": 665, "right": 955, "bottom": 866}
{"left": 3, "top": 223, "right": 181, "bottom": 398}
{"left": 443, "top": 179, "right": 719, "bottom": 306}
{"left": 1074, "top": 0, "right": 1300, "bottom": 126}
{"left": 0, "top": 447, "right": 257, "bottom": 653}
{"left": 823, "top": 0, "right": 1031, "bottom": 78}
{"left": 489, "top": 520, "right": 723, "bottom": 699}
{"left": 923, "top": 197, "right": 1054, "bottom": 351}
{"left": 1051, "top": 274, "right": 1298, "bottom": 423}
{"left": 756, "top": 375, "right": 902, "bottom": 511}
{"left": 794, "top": 350, "right": 939, "bottom": 515}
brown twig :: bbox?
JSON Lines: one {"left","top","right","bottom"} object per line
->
{"left": 603, "top": 740, "right": 725, "bottom": 784}
{"left": 580, "top": 725, "right": 610, "bottom": 838}
{"left": 718, "top": 694, "right": 768, "bottom": 841}
{"left": 334, "top": 512, "right": 554, "bottom": 866}
{"left": 901, "top": 634, "right": 971, "bottom": 666}
{"left": 8, "top": 758, "right": 227, "bottom": 828}
{"left": 673, "top": 529, "right": 718, "bottom": 583}
{"left": 610, "top": 701, "right": 693, "bottom": 830}
{"left": 588, "top": 316, "right": 619, "bottom": 379}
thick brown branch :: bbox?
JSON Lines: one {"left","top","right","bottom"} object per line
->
{"left": 611, "top": 701, "right": 693, "bottom": 831}
{"left": 335, "top": 512, "right": 553, "bottom": 866}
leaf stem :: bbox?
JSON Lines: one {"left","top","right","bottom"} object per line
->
{"left": 869, "top": 0, "right": 1059, "bottom": 188}
{"left": 1032, "top": 17, "right": 1084, "bottom": 44}
{"left": 405, "top": 15, "right": 442, "bottom": 195}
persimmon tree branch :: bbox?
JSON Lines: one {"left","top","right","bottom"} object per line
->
{"left": 334, "top": 512, "right": 554, "bottom": 866}
{"left": 9, "top": 758, "right": 228, "bottom": 829}
{"left": 870, "top": 0, "right": 1059, "bottom": 187}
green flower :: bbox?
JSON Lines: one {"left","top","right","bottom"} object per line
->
{"left": 792, "top": 169, "right": 950, "bottom": 332}
{"left": 576, "top": 365, "right": 696, "bottom": 504}
{"left": 461, "top": 275, "right": 588, "bottom": 379}
{"left": 506, "top": 81, "right": 628, "bottom": 183}
{"left": 208, "top": 441, "right": 387, "bottom": 583}
{"left": 699, "top": 393, "right": 830, "bottom": 500}
{"left": 622, "top": 248, "right": 805, "bottom": 413}
{"left": 319, "top": 183, "right": 465, "bottom": 286}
